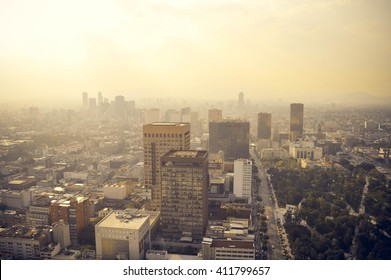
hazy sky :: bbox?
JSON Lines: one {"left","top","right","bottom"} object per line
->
{"left": 0, "top": 0, "right": 390, "bottom": 104}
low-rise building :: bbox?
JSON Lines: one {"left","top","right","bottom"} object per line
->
{"left": 202, "top": 238, "right": 255, "bottom": 260}
{"left": 0, "top": 189, "right": 33, "bottom": 209}
{"left": 289, "top": 140, "right": 323, "bottom": 160}
{"left": 103, "top": 183, "right": 131, "bottom": 200}
{"left": 95, "top": 209, "right": 151, "bottom": 260}
{"left": 0, "top": 225, "right": 53, "bottom": 260}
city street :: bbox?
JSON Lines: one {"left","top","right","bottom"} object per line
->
{"left": 251, "top": 150, "right": 285, "bottom": 260}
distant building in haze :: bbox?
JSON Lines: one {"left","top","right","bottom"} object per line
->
{"left": 82, "top": 92, "right": 88, "bottom": 109}
{"left": 181, "top": 107, "right": 191, "bottom": 122}
{"left": 290, "top": 103, "right": 304, "bottom": 141}
{"left": 238, "top": 92, "right": 244, "bottom": 107}
{"left": 144, "top": 108, "right": 160, "bottom": 124}
{"left": 208, "top": 109, "right": 222, "bottom": 122}
{"left": 165, "top": 109, "right": 181, "bottom": 122}
{"left": 89, "top": 98, "right": 96, "bottom": 111}
{"left": 98, "top": 92, "right": 103, "bottom": 105}
{"left": 143, "top": 123, "right": 190, "bottom": 210}
{"left": 209, "top": 120, "right": 250, "bottom": 161}
{"left": 160, "top": 150, "right": 208, "bottom": 241}
{"left": 257, "top": 113, "right": 272, "bottom": 139}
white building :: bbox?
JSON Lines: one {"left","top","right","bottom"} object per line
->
{"left": 234, "top": 159, "right": 252, "bottom": 202}
{"left": 289, "top": 140, "right": 323, "bottom": 160}
{"left": 202, "top": 238, "right": 255, "bottom": 260}
{"left": 95, "top": 210, "right": 150, "bottom": 260}
{"left": 103, "top": 184, "right": 130, "bottom": 200}
{"left": 52, "top": 221, "right": 71, "bottom": 249}
{"left": 1, "top": 190, "right": 33, "bottom": 209}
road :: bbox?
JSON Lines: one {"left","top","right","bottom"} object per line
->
{"left": 251, "top": 150, "right": 287, "bottom": 260}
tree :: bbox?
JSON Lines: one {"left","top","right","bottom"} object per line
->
{"left": 78, "top": 224, "right": 96, "bottom": 246}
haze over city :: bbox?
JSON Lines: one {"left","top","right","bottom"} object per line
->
{"left": 1, "top": 0, "right": 391, "bottom": 266}
{"left": 1, "top": 0, "right": 391, "bottom": 106}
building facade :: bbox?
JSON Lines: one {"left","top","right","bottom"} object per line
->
{"left": 95, "top": 210, "right": 150, "bottom": 260}
{"left": 209, "top": 120, "right": 250, "bottom": 161}
{"left": 0, "top": 225, "right": 53, "bottom": 259}
{"left": 143, "top": 122, "right": 190, "bottom": 210}
{"left": 160, "top": 150, "right": 209, "bottom": 241}
{"left": 290, "top": 103, "right": 304, "bottom": 141}
{"left": 289, "top": 141, "right": 323, "bottom": 160}
{"left": 50, "top": 196, "right": 90, "bottom": 244}
{"left": 208, "top": 109, "right": 223, "bottom": 122}
{"left": 233, "top": 159, "right": 252, "bottom": 202}
{"left": 202, "top": 239, "right": 255, "bottom": 260}
{"left": 257, "top": 112, "right": 272, "bottom": 140}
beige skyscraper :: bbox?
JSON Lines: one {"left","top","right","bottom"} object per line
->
{"left": 143, "top": 123, "right": 190, "bottom": 210}
{"left": 160, "top": 150, "right": 208, "bottom": 241}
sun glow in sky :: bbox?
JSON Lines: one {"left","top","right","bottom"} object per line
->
{"left": 0, "top": 0, "right": 390, "bottom": 104}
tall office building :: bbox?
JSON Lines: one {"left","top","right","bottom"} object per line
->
{"left": 257, "top": 113, "right": 272, "bottom": 140}
{"left": 50, "top": 196, "right": 90, "bottom": 244}
{"left": 160, "top": 150, "right": 208, "bottom": 241}
{"left": 233, "top": 159, "right": 252, "bottom": 202}
{"left": 181, "top": 107, "right": 191, "bottom": 122}
{"left": 209, "top": 120, "right": 250, "bottom": 161}
{"left": 98, "top": 92, "right": 103, "bottom": 105}
{"left": 144, "top": 108, "right": 160, "bottom": 124}
{"left": 238, "top": 92, "right": 244, "bottom": 107}
{"left": 165, "top": 109, "right": 181, "bottom": 122}
{"left": 143, "top": 123, "right": 190, "bottom": 210}
{"left": 290, "top": 103, "right": 304, "bottom": 141}
{"left": 82, "top": 92, "right": 88, "bottom": 109}
{"left": 89, "top": 98, "right": 97, "bottom": 111}
{"left": 208, "top": 109, "right": 222, "bottom": 122}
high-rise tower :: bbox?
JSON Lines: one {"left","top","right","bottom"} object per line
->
{"left": 160, "top": 150, "right": 208, "bottom": 241}
{"left": 257, "top": 113, "right": 272, "bottom": 140}
{"left": 290, "top": 103, "right": 304, "bottom": 141}
{"left": 209, "top": 119, "right": 250, "bottom": 161}
{"left": 143, "top": 123, "right": 190, "bottom": 210}
{"left": 82, "top": 92, "right": 88, "bottom": 109}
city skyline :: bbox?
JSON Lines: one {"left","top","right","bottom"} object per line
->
{"left": 1, "top": 0, "right": 391, "bottom": 106}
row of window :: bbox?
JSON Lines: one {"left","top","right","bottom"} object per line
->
{"left": 144, "top": 133, "right": 183, "bottom": 138}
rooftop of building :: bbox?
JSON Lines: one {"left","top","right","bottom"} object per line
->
{"left": 0, "top": 225, "right": 51, "bottom": 240}
{"left": 210, "top": 239, "right": 254, "bottom": 249}
{"left": 145, "top": 122, "right": 189, "bottom": 127}
{"left": 146, "top": 250, "right": 168, "bottom": 256}
{"left": 210, "top": 118, "right": 249, "bottom": 124}
{"left": 162, "top": 150, "right": 208, "bottom": 159}
{"left": 96, "top": 209, "right": 150, "bottom": 230}
{"left": 51, "top": 195, "right": 89, "bottom": 206}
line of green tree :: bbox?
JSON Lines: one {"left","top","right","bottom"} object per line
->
{"left": 267, "top": 158, "right": 391, "bottom": 259}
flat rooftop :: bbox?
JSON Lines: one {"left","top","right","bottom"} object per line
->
{"left": 148, "top": 122, "right": 188, "bottom": 127}
{"left": 211, "top": 240, "right": 254, "bottom": 249}
{"left": 0, "top": 225, "right": 51, "bottom": 240}
{"left": 163, "top": 150, "right": 208, "bottom": 159}
{"left": 96, "top": 210, "right": 149, "bottom": 230}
